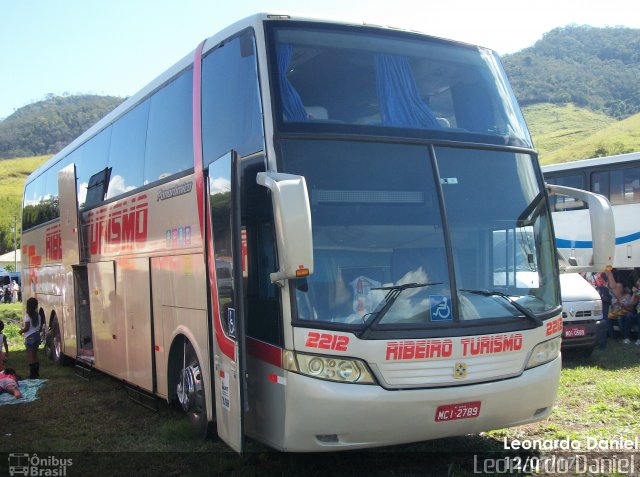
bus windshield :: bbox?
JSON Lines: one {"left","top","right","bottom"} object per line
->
{"left": 269, "top": 23, "right": 532, "bottom": 148}
{"left": 280, "top": 142, "right": 559, "bottom": 332}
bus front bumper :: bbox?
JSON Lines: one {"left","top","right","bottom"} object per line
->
{"left": 281, "top": 355, "right": 561, "bottom": 452}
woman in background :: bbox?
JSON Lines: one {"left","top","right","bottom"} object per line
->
{"left": 19, "top": 297, "right": 41, "bottom": 378}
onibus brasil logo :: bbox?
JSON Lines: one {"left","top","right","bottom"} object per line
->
{"left": 8, "top": 453, "right": 72, "bottom": 476}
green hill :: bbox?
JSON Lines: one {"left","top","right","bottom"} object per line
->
{"left": 503, "top": 25, "right": 640, "bottom": 119}
{"left": 522, "top": 103, "right": 617, "bottom": 158}
{"left": 532, "top": 109, "right": 640, "bottom": 164}
{"left": 0, "top": 95, "right": 124, "bottom": 159}
{"left": 519, "top": 103, "right": 640, "bottom": 164}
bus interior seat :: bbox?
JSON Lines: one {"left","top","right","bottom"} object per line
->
{"left": 305, "top": 106, "right": 328, "bottom": 120}
{"left": 391, "top": 248, "right": 446, "bottom": 284}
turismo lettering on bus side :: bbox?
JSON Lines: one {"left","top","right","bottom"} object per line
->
{"left": 88, "top": 194, "right": 149, "bottom": 255}
{"left": 460, "top": 334, "right": 523, "bottom": 356}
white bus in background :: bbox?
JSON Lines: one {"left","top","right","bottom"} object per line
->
{"left": 543, "top": 152, "right": 640, "bottom": 269}
{"left": 21, "top": 14, "right": 614, "bottom": 453}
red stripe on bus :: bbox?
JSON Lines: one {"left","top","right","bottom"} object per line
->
{"left": 193, "top": 40, "right": 235, "bottom": 361}
{"left": 246, "top": 337, "right": 282, "bottom": 368}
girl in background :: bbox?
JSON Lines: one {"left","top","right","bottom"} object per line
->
{"left": 19, "top": 297, "right": 41, "bottom": 378}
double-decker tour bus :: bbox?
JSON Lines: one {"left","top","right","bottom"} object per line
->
{"left": 543, "top": 152, "right": 640, "bottom": 269}
{"left": 21, "top": 14, "right": 614, "bottom": 453}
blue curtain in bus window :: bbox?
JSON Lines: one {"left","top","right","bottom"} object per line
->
{"left": 374, "top": 54, "right": 440, "bottom": 129}
{"left": 277, "top": 44, "right": 307, "bottom": 122}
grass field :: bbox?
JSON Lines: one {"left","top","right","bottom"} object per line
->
{"left": 0, "top": 304, "right": 638, "bottom": 476}
{"left": 521, "top": 103, "right": 640, "bottom": 165}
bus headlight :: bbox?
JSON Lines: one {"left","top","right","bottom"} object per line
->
{"left": 283, "top": 350, "right": 375, "bottom": 384}
{"left": 525, "top": 336, "right": 561, "bottom": 369}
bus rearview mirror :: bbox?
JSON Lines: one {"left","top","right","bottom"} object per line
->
{"left": 257, "top": 172, "right": 314, "bottom": 285}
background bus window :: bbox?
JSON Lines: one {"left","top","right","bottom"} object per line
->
{"left": 609, "top": 167, "right": 640, "bottom": 205}
{"left": 492, "top": 227, "right": 540, "bottom": 290}
{"left": 591, "top": 171, "right": 609, "bottom": 200}
{"left": 546, "top": 174, "right": 586, "bottom": 211}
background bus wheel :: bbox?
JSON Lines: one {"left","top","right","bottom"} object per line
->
{"left": 176, "top": 342, "right": 209, "bottom": 437}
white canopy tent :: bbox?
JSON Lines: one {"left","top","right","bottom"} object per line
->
{"left": 0, "top": 249, "right": 21, "bottom": 272}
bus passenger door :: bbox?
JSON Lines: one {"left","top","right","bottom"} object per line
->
{"left": 58, "top": 164, "right": 82, "bottom": 359}
{"left": 207, "top": 151, "right": 247, "bottom": 453}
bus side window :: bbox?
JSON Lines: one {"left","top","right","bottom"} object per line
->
{"left": 591, "top": 171, "right": 609, "bottom": 200}
{"left": 202, "top": 29, "right": 264, "bottom": 167}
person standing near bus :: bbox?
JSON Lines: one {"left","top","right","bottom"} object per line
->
{"left": 11, "top": 280, "right": 19, "bottom": 303}
{"left": 19, "top": 297, "right": 41, "bottom": 379}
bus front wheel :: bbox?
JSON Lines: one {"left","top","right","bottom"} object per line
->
{"left": 176, "top": 341, "right": 209, "bottom": 437}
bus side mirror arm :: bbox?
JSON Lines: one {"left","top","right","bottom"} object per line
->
{"left": 547, "top": 183, "right": 615, "bottom": 273}
{"left": 257, "top": 172, "right": 314, "bottom": 286}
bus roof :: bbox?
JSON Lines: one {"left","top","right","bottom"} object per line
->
{"left": 25, "top": 12, "right": 491, "bottom": 186}
{"left": 541, "top": 151, "right": 640, "bottom": 174}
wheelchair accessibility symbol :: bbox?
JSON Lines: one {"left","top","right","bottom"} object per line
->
{"left": 429, "top": 295, "right": 452, "bottom": 321}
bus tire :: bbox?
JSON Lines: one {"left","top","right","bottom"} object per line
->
{"left": 176, "top": 341, "right": 209, "bottom": 437}
{"left": 50, "top": 318, "right": 64, "bottom": 365}
{"left": 44, "top": 326, "right": 53, "bottom": 361}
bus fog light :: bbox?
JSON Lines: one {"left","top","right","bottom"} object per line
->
{"left": 526, "top": 337, "right": 561, "bottom": 369}
{"left": 284, "top": 351, "right": 375, "bottom": 384}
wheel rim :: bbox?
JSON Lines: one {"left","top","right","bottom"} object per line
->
{"left": 177, "top": 361, "right": 203, "bottom": 414}
{"left": 54, "top": 325, "right": 62, "bottom": 359}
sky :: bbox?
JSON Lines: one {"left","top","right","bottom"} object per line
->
{"left": 1, "top": 0, "right": 639, "bottom": 120}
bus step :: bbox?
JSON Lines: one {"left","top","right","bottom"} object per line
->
{"left": 74, "top": 358, "right": 93, "bottom": 381}
{"left": 125, "top": 385, "right": 159, "bottom": 413}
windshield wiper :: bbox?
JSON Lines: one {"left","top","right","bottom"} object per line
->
{"left": 357, "top": 282, "right": 442, "bottom": 337}
{"left": 517, "top": 191, "right": 546, "bottom": 227}
{"left": 460, "top": 289, "right": 542, "bottom": 326}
